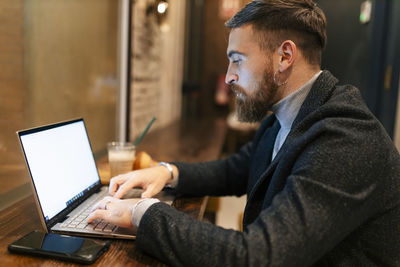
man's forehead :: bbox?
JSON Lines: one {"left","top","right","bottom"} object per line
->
{"left": 227, "top": 24, "right": 260, "bottom": 56}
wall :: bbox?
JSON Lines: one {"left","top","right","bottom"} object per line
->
{"left": 0, "top": 0, "right": 119, "bottom": 209}
{"left": 316, "top": 0, "right": 400, "bottom": 138}
{"left": 24, "top": 0, "right": 119, "bottom": 152}
{"left": 0, "top": 0, "right": 26, "bottom": 195}
{"left": 129, "top": 0, "right": 185, "bottom": 140}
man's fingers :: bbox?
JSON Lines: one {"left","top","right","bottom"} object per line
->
{"left": 114, "top": 178, "right": 145, "bottom": 199}
{"left": 141, "top": 188, "right": 152, "bottom": 198}
{"left": 87, "top": 209, "right": 108, "bottom": 223}
{"left": 114, "top": 183, "right": 132, "bottom": 199}
{"left": 109, "top": 175, "right": 126, "bottom": 195}
{"left": 141, "top": 184, "right": 161, "bottom": 198}
{"left": 91, "top": 196, "right": 113, "bottom": 211}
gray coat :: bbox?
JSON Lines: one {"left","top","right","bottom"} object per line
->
{"left": 136, "top": 71, "right": 400, "bottom": 267}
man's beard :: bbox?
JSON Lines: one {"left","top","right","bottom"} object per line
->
{"left": 230, "top": 69, "right": 279, "bottom": 123}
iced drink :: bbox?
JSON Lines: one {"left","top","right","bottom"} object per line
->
{"left": 107, "top": 142, "right": 135, "bottom": 179}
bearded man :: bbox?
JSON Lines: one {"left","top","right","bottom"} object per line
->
{"left": 89, "top": 1, "right": 400, "bottom": 266}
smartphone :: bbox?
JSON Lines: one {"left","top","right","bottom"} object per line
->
{"left": 8, "top": 230, "right": 110, "bottom": 265}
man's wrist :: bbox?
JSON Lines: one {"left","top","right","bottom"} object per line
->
{"left": 131, "top": 198, "right": 160, "bottom": 227}
{"left": 158, "top": 162, "right": 174, "bottom": 181}
{"left": 158, "top": 162, "right": 178, "bottom": 187}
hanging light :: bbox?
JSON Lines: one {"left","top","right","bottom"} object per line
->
{"left": 157, "top": 1, "right": 168, "bottom": 14}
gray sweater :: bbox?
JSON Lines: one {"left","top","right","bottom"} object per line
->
{"left": 135, "top": 71, "right": 400, "bottom": 267}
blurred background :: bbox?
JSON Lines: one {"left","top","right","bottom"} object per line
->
{"left": 1, "top": 0, "right": 399, "bottom": 229}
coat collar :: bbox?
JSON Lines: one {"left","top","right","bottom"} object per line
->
{"left": 268, "top": 70, "right": 339, "bottom": 163}
{"left": 291, "top": 70, "right": 339, "bottom": 129}
{"left": 248, "top": 71, "right": 339, "bottom": 198}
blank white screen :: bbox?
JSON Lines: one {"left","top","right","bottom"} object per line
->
{"left": 20, "top": 121, "right": 100, "bottom": 220}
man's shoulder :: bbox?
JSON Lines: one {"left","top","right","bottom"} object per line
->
{"left": 294, "top": 70, "right": 372, "bottom": 128}
{"left": 315, "top": 70, "right": 365, "bottom": 107}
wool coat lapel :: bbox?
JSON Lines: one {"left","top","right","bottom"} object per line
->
{"left": 243, "top": 70, "right": 339, "bottom": 227}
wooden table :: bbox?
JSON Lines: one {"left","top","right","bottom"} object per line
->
{"left": 0, "top": 117, "right": 227, "bottom": 266}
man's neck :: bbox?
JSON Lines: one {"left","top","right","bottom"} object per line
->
{"left": 280, "top": 65, "right": 321, "bottom": 99}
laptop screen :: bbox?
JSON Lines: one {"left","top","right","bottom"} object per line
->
{"left": 18, "top": 119, "right": 100, "bottom": 222}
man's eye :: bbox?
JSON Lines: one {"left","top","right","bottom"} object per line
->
{"left": 233, "top": 59, "right": 241, "bottom": 64}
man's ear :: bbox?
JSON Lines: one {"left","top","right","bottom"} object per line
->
{"left": 277, "top": 40, "right": 297, "bottom": 72}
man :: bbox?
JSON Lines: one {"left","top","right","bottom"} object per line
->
{"left": 89, "top": 0, "right": 400, "bottom": 266}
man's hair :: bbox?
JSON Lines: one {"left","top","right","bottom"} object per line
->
{"left": 225, "top": 0, "right": 327, "bottom": 66}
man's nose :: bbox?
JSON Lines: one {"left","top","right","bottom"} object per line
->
{"left": 225, "top": 71, "right": 238, "bottom": 85}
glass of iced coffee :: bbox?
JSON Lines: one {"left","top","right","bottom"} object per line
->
{"left": 107, "top": 142, "right": 136, "bottom": 180}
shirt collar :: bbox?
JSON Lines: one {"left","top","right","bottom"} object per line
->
{"left": 271, "top": 71, "right": 322, "bottom": 130}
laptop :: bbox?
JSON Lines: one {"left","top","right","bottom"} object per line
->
{"left": 17, "top": 118, "right": 173, "bottom": 239}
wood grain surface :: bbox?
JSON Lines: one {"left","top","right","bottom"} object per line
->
{"left": 0, "top": 117, "right": 227, "bottom": 266}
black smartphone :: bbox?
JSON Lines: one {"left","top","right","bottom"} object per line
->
{"left": 8, "top": 230, "right": 110, "bottom": 265}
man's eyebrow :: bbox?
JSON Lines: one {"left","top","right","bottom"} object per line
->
{"left": 227, "top": 50, "right": 245, "bottom": 58}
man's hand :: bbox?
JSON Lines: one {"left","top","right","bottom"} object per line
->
{"left": 109, "top": 165, "right": 176, "bottom": 199}
{"left": 87, "top": 196, "right": 139, "bottom": 228}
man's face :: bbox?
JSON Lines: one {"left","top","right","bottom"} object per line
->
{"left": 226, "top": 25, "right": 280, "bottom": 122}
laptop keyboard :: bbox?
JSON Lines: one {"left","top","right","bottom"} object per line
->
{"left": 60, "top": 192, "right": 116, "bottom": 232}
